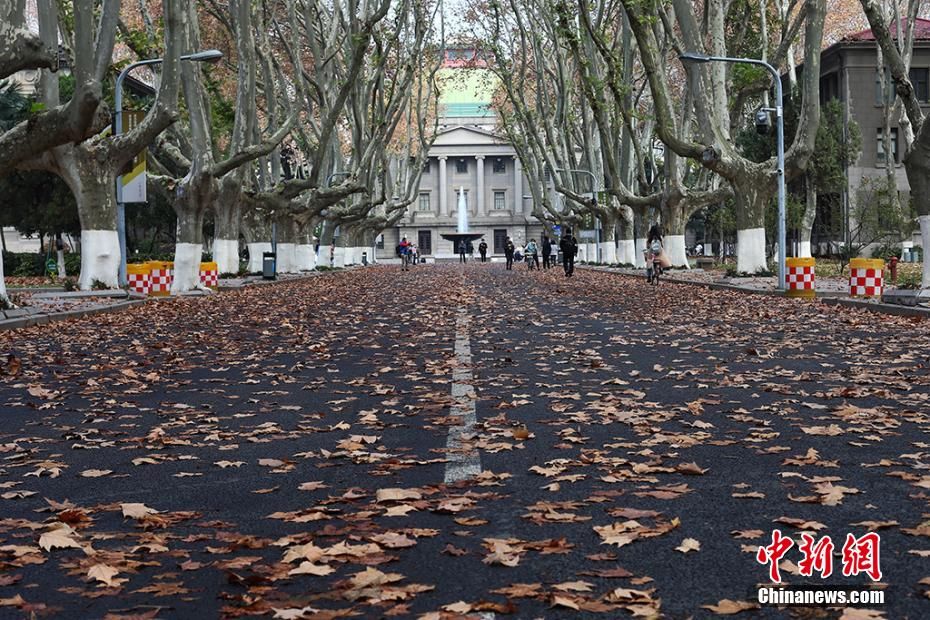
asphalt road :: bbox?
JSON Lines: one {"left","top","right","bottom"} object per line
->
{"left": 0, "top": 263, "right": 928, "bottom": 619}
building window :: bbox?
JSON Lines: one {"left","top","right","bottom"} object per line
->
{"left": 493, "top": 229, "right": 507, "bottom": 254}
{"left": 493, "top": 191, "right": 506, "bottom": 210}
{"left": 455, "top": 158, "right": 468, "bottom": 173}
{"left": 876, "top": 68, "right": 895, "bottom": 105}
{"left": 418, "top": 193, "right": 431, "bottom": 211}
{"left": 877, "top": 127, "right": 899, "bottom": 164}
{"left": 910, "top": 68, "right": 929, "bottom": 102}
{"left": 418, "top": 230, "right": 432, "bottom": 254}
{"left": 493, "top": 158, "right": 506, "bottom": 173}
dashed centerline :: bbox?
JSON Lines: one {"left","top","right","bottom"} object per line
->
{"left": 443, "top": 307, "right": 481, "bottom": 483}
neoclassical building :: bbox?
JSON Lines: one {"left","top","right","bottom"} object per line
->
{"left": 376, "top": 49, "right": 546, "bottom": 260}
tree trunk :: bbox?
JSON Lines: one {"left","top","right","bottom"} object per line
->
{"left": 633, "top": 208, "right": 648, "bottom": 268}
{"left": 905, "top": 152, "right": 930, "bottom": 287}
{"left": 294, "top": 219, "right": 316, "bottom": 270}
{"left": 71, "top": 160, "right": 120, "bottom": 290}
{"left": 275, "top": 215, "right": 299, "bottom": 273}
{"left": 0, "top": 251, "right": 7, "bottom": 305}
{"left": 661, "top": 198, "right": 690, "bottom": 269}
{"left": 213, "top": 178, "right": 242, "bottom": 275}
{"left": 316, "top": 219, "right": 336, "bottom": 266}
{"left": 170, "top": 176, "right": 211, "bottom": 294}
{"left": 617, "top": 206, "right": 636, "bottom": 266}
{"left": 734, "top": 176, "right": 772, "bottom": 274}
{"left": 799, "top": 182, "right": 817, "bottom": 258}
{"left": 599, "top": 213, "right": 618, "bottom": 265}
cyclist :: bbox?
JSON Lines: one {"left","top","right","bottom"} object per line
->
{"left": 525, "top": 238, "right": 540, "bottom": 270}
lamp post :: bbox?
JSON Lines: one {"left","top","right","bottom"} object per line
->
{"left": 114, "top": 49, "right": 224, "bottom": 286}
{"left": 679, "top": 52, "right": 786, "bottom": 291}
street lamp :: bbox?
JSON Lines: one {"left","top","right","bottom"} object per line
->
{"left": 679, "top": 52, "right": 786, "bottom": 291}
{"left": 114, "top": 49, "right": 224, "bottom": 286}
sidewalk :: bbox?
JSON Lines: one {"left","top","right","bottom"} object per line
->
{"left": 0, "top": 269, "right": 342, "bottom": 331}
{"left": 584, "top": 264, "right": 930, "bottom": 318}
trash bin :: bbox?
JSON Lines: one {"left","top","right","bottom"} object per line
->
{"left": 262, "top": 252, "right": 276, "bottom": 280}
{"left": 849, "top": 258, "right": 884, "bottom": 298}
{"left": 362, "top": 252, "right": 368, "bottom": 266}
{"left": 786, "top": 257, "right": 815, "bottom": 298}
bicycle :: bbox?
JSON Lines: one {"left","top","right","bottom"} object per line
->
{"left": 645, "top": 249, "right": 662, "bottom": 285}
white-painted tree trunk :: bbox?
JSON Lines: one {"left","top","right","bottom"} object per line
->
{"left": 247, "top": 242, "right": 272, "bottom": 273}
{"left": 665, "top": 234, "right": 690, "bottom": 269}
{"left": 296, "top": 244, "right": 316, "bottom": 270}
{"left": 579, "top": 243, "right": 597, "bottom": 262}
{"left": 618, "top": 239, "right": 636, "bottom": 266}
{"left": 599, "top": 241, "right": 617, "bottom": 265}
{"left": 343, "top": 247, "right": 357, "bottom": 265}
{"left": 0, "top": 251, "right": 8, "bottom": 304}
{"left": 78, "top": 230, "right": 120, "bottom": 290}
{"left": 736, "top": 228, "right": 767, "bottom": 274}
{"left": 634, "top": 237, "right": 647, "bottom": 268}
{"left": 920, "top": 215, "right": 930, "bottom": 288}
{"left": 171, "top": 243, "right": 211, "bottom": 294}
{"left": 798, "top": 240, "right": 812, "bottom": 258}
{"left": 57, "top": 249, "right": 66, "bottom": 278}
{"left": 214, "top": 238, "right": 240, "bottom": 275}
{"left": 333, "top": 246, "right": 346, "bottom": 268}
{"left": 276, "top": 243, "right": 298, "bottom": 273}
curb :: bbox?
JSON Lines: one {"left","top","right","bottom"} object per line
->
{"left": 820, "top": 297, "right": 930, "bottom": 319}
{"left": 0, "top": 300, "right": 147, "bottom": 331}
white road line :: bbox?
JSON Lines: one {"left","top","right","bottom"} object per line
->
{"left": 444, "top": 307, "right": 481, "bottom": 483}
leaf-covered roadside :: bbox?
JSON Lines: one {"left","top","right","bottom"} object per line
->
{"left": 0, "top": 265, "right": 928, "bottom": 618}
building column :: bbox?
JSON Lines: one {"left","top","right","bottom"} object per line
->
{"left": 514, "top": 157, "right": 526, "bottom": 216}
{"left": 439, "top": 156, "right": 448, "bottom": 217}
{"left": 476, "top": 156, "right": 486, "bottom": 217}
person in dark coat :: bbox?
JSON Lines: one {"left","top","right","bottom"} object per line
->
{"left": 478, "top": 239, "right": 488, "bottom": 262}
{"left": 504, "top": 237, "right": 516, "bottom": 270}
{"left": 458, "top": 240, "right": 467, "bottom": 263}
{"left": 559, "top": 229, "right": 578, "bottom": 277}
{"left": 541, "top": 234, "right": 553, "bottom": 269}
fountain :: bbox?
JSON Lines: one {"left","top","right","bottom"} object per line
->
{"left": 440, "top": 186, "right": 484, "bottom": 252}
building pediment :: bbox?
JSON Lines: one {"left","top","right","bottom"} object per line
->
{"left": 433, "top": 125, "right": 506, "bottom": 147}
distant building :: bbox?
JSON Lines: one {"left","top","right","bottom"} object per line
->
{"left": 814, "top": 19, "right": 930, "bottom": 251}
{"left": 376, "top": 48, "right": 546, "bottom": 260}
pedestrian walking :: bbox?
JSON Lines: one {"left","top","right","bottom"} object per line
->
{"left": 541, "top": 234, "right": 552, "bottom": 269}
{"left": 398, "top": 236, "right": 412, "bottom": 271}
{"left": 504, "top": 237, "right": 515, "bottom": 270}
{"left": 478, "top": 239, "right": 488, "bottom": 262}
{"left": 525, "top": 238, "right": 540, "bottom": 270}
{"left": 559, "top": 229, "right": 578, "bottom": 277}
{"left": 458, "top": 240, "right": 467, "bottom": 263}
{"left": 467, "top": 240, "right": 474, "bottom": 260}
